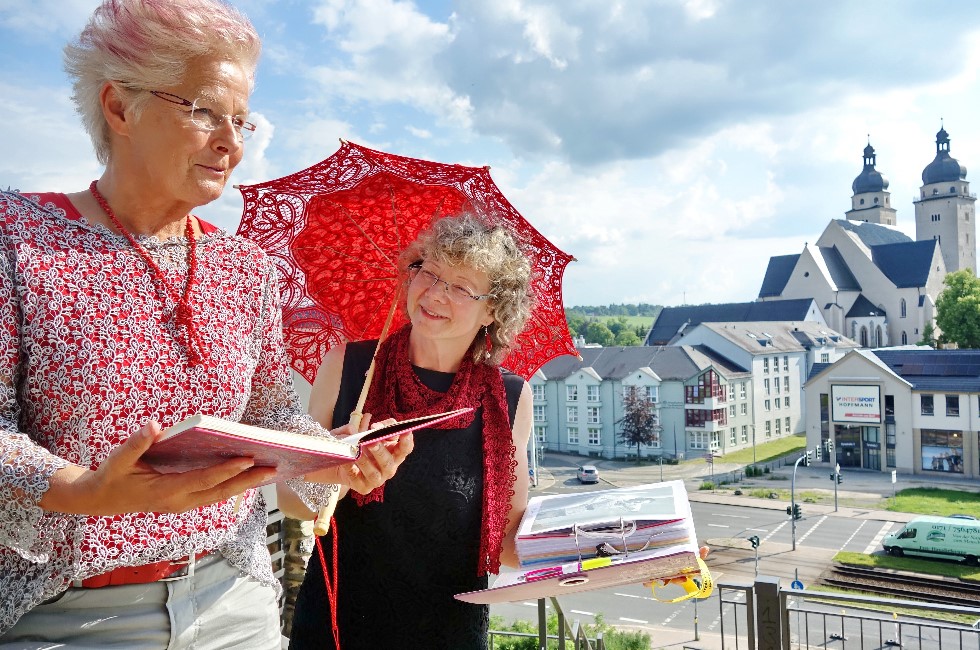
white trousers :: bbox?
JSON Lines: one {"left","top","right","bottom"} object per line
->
{"left": 0, "top": 552, "right": 281, "bottom": 649}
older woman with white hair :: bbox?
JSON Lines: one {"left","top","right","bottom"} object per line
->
{"left": 0, "top": 1, "right": 412, "bottom": 647}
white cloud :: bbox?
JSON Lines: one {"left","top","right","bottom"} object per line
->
{"left": 0, "top": 0, "right": 98, "bottom": 35}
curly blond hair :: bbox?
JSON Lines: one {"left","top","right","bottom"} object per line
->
{"left": 400, "top": 213, "right": 533, "bottom": 366}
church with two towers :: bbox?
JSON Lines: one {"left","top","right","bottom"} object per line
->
{"left": 758, "top": 127, "right": 976, "bottom": 348}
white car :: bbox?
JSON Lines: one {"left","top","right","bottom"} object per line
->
{"left": 576, "top": 465, "right": 599, "bottom": 484}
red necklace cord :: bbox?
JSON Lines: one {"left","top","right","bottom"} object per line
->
{"left": 314, "top": 516, "right": 341, "bottom": 650}
{"left": 88, "top": 180, "right": 205, "bottom": 364}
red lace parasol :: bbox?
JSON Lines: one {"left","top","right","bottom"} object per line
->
{"left": 236, "top": 140, "right": 577, "bottom": 383}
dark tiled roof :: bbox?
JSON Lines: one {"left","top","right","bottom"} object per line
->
{"left": 537, "top": 345, "right": 750, "bottom": 382}
{"left": 846, "top": 294, "right": 886, "bottom": 318}
{"left": 645, "top": 299, "right": 816, "bottom": 346}
{"left": 807, "top": 362, "right": 831, "bottom": 381}
{"left": 835, "top": 219, "right": 912, "bottom": 246}
{"left": 872, "top": 349, "right": 980, "bottom": 392}
{"left": 758, "top": 254, "right": 798, "bottom": 298}
{"left": 871, "top": 240, "right": 938, "bottom": 288}
{"left": 819, "top": 246, "right": 861, "bottom": 291}
{"left": 688, "top": 345, "right": 751, "bottom": 376}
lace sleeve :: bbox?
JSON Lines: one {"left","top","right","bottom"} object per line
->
{"left": 240, "top": 260, "right": 339, "bottom": 511}
{"left": 0, "top": 231, "right": 71, "bottom": 561}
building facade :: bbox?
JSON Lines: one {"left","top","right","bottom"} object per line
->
{"left": 803, "top": 348, "right": 980, "bottom": 479}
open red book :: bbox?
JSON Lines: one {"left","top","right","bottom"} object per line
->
{"left": 141, "top": 408, "right": 472, "bottom": 485}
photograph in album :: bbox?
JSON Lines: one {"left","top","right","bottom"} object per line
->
{"left": 456, "top": 480, "right": 708, "bottom": 604}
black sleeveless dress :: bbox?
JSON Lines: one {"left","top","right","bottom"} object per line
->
{"left": 290, "top": 341, "right": 525, "bottom": 650}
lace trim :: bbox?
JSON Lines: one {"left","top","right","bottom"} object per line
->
{"left": 358, "top": 324, "right": 515, "bottom": 576}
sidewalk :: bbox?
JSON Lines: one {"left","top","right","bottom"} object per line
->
{"left": 531, "top": 452, "right": 980, "bottom": 523}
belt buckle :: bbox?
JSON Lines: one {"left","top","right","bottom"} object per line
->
{"left": 160, "top": 552, "right": 205, "bottom": 582}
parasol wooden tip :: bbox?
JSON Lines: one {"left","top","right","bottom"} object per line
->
{"left": 576, "top": 354, "right": 584, "bottom": 361}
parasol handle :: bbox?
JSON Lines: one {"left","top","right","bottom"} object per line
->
{"left": 312, "top": 296, "right": 401, "bottom": 537}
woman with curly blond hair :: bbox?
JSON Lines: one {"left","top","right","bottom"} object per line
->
{"left": 284, "top": 213, "right": 535, "bottom": 649}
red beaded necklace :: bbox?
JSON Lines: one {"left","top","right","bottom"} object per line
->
{"left": 89, "top": 180, "right": 205, "bottom": 364}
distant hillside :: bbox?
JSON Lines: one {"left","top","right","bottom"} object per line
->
{"left": 567, "top": 303, "right": 662, "bottom": 318}
{"left": 566, "top": 304, "right": 662, "bottom": 346}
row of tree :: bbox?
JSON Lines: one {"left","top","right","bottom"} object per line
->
{"left": 567, "top": 303, "right": 662, "bottom": 318}
{"left": 922, "top": 269, "right": 980, "bottom": 349}
{"left": 566, "top": 315, "right": 649, "bottom": 346}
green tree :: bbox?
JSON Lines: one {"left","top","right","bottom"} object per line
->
{"left": 918, "top": 322, "right": 937, "bottom": 348}
{"left": 614, "top": 329, "right": 641, "bottom": 346}
{"left": 585, "top": 321, "right": 615, "bottom": 346}
{"left": 617, "top": 386, "right": 658, "bottom": 462}
{"left": 935, "top": 269, "right": 980, "bottom": 348}
{"left": 566, "top": 314, "right": 587, "bottom": 338}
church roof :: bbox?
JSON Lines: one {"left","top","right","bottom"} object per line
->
{"left": 852, "top": 143, "right": 889, "bottom": 194}
{"left": 758, "top": 254, "right": 798, "bottom": 298}
{"left": 922, "top": 127, "right": 968, "bottom": 185}
{"left": 846, "top": 294, "right": 885, "bottom": 318}
{"left": 835, "top": 219, "right": 912, "bottom": 246}
{"left": 644, "top": 299, "right": 816, "bottom": 346}
{"left": 870, "top": 240, "right": 939, "bottom": 288}
{"left": 818, "top": 246, "right": 861, "bottom": 291}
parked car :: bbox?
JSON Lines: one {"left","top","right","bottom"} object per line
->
{"left": 577, "top": 465, "right": 599, "bottom": 484}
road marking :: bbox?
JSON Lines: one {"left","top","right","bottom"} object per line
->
{"left": 571, "top": 609, "right": 594, "bottom": 616}
{"left": 620, "top": 616, "right": 648, "bottom": 624}
{"left": 764, "top": 521, "right": 787, "bottom": 542}
{"left": 708, "top": 523, "right": 730, "bottom": 528}
{"left": 797, "top": 515, "right": 827, "bottom": 544}
{"left": 522, "top": 601, "right": 547, "bottom": 608}
{"left": 840, "top": 519, "right": 867, "bottom": 550}
{"left": 615, "top": 592, "right": 658, "bottom": 601}
{"left": 864, "top": 521, "right": 896, "bottom": 555}
{"left": 711, "top": 513, "right": 750, "bottom": 519}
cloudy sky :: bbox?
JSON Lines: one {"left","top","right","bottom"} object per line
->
{"left": 2, "top": 0, "right": 980, "bottom": 308}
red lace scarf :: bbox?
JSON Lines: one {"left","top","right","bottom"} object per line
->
{"left": 354, "top": 323, "right": 517, "bottom": 576}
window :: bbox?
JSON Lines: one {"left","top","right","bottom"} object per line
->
{"left": 739, "top": 383, "right": 747, "bottom": 399}
{"left": 783, "top": 377, "right": 790, "bottom": 392}
{"left": 920, "top": 429, "right": 963, "bottom": 473}
{"left": 901, "top": 331, "right": 908, "bottom": 345}
{"left": 566, "top": 385, "right": 578, "bottom": 402}
{"left": 764, "top": 399, "right": 771, "bottom": 411}
{"left": 946, "top": 395, "right": 960, "bottom": 417}
{"left": 730, "top": 428, "right": 737, "bottom": 446}
{"left": 820, "top": 353, "right": 830, "bottom": 363}
{"left": 566, "top": 406, "right": 578, "bottom": 423}
{"left": 741, "top": 425, "right": 748, "bottom": 443}
{"left": 763, "top": 358, "right": 769, "bottom": 373}
{"left": 900, "top": 298, "right": 907, "bottom": 319}
{"left": 535, "top": 425, "right": 546, "bottom": 443}
{"left": 784, "top": 396, "right": 790, "bottom": 408}
{"left": 785, "top": 416, "right": 791, "bottom": 432}
{"left": 774, "top": 379, "right": 781, "bottom": 394}
{"left": 740, "top": 403, "right": 747, "bottom": 416}
{"left": 587, "top": 428, "right": 601, "bottom": 446}
{"left": 689, "top": 430, "right": 720, "bottom": 451}
{"left": 783, "top": 356, "right": 789, "bottom": 371}
{"left": 532, "top": 384, "right": 546, "bottom": 401}
{"left": 774, "top": 398, "right": 781, "bottom": 410}
{"left": 567, "top": 428, "right": 579, "bottom": 445}
{"left": 533, "top": 405, "right": 546, "bottom": 422}
{"left": 586, "top": 385, "right": 599, "bottom": 402}
{"left": 729, "top": 384, "right": 736, "bottom": 400}
{"left": 920, "top": 394, "right": 934, "bottom": 416}
{"left": 729, "top": 405, "right": 736, "bottom": 417}
{"left": 765, "top": 421, "right": 772, "bottom": 438}
{"left": 645, "top": 386, "right": 657, "bottom": 402}
{"left": 775, "top": 419, "right": 781, "bottom": 435}
{"left": 587, "top": 406, "right": 601, "bottom": 424}
{"left": 764, "top": 378, "right": 771, "bottom": 395}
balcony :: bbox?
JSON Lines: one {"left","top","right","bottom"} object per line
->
{"left": 685, "top": 384, "right": 727, "bottom": 409}
{"left": 685, "top": 408, "right": 727, "bottom": 430}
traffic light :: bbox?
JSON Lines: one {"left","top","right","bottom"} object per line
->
{"left": 826, "top": 438, "right": 834, "bottom": 454}
{"left": 829, "top": 473, "right": 836, "bottom": 481}
{"left": 837, "top": 473, "right": 843, "bottom": 484}
{"left": 800, "top": 450, "right": 811, "bottom": 467}
{"left": 748, "top": 535, "right": 760, "bottom": 549}
{"left": 792, "top": 503, "right": 802, "bottom": 520}
{"left": 785, "top": 505, "right": 792, "bottom": 516}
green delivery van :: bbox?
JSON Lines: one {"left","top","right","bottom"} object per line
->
{"left": 882, "top": 515, "right": 980, "bottom": 565}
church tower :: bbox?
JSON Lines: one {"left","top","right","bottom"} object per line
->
{"left": 846, "top": 142, "right": 896, "bottom": 225}
{"left": 914, "top": 126, "right": 977, "bottom": 274}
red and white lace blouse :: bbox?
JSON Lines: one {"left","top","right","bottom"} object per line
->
{"left": 0, "top": 191, "right": 334, "bottom": 632}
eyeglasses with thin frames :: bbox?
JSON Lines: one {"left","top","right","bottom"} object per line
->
{"left": 408, "top": 262, "right": 494, "bottom": 304}
{"left": 148, "top": 90, "right": 256, "bottom": 141}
